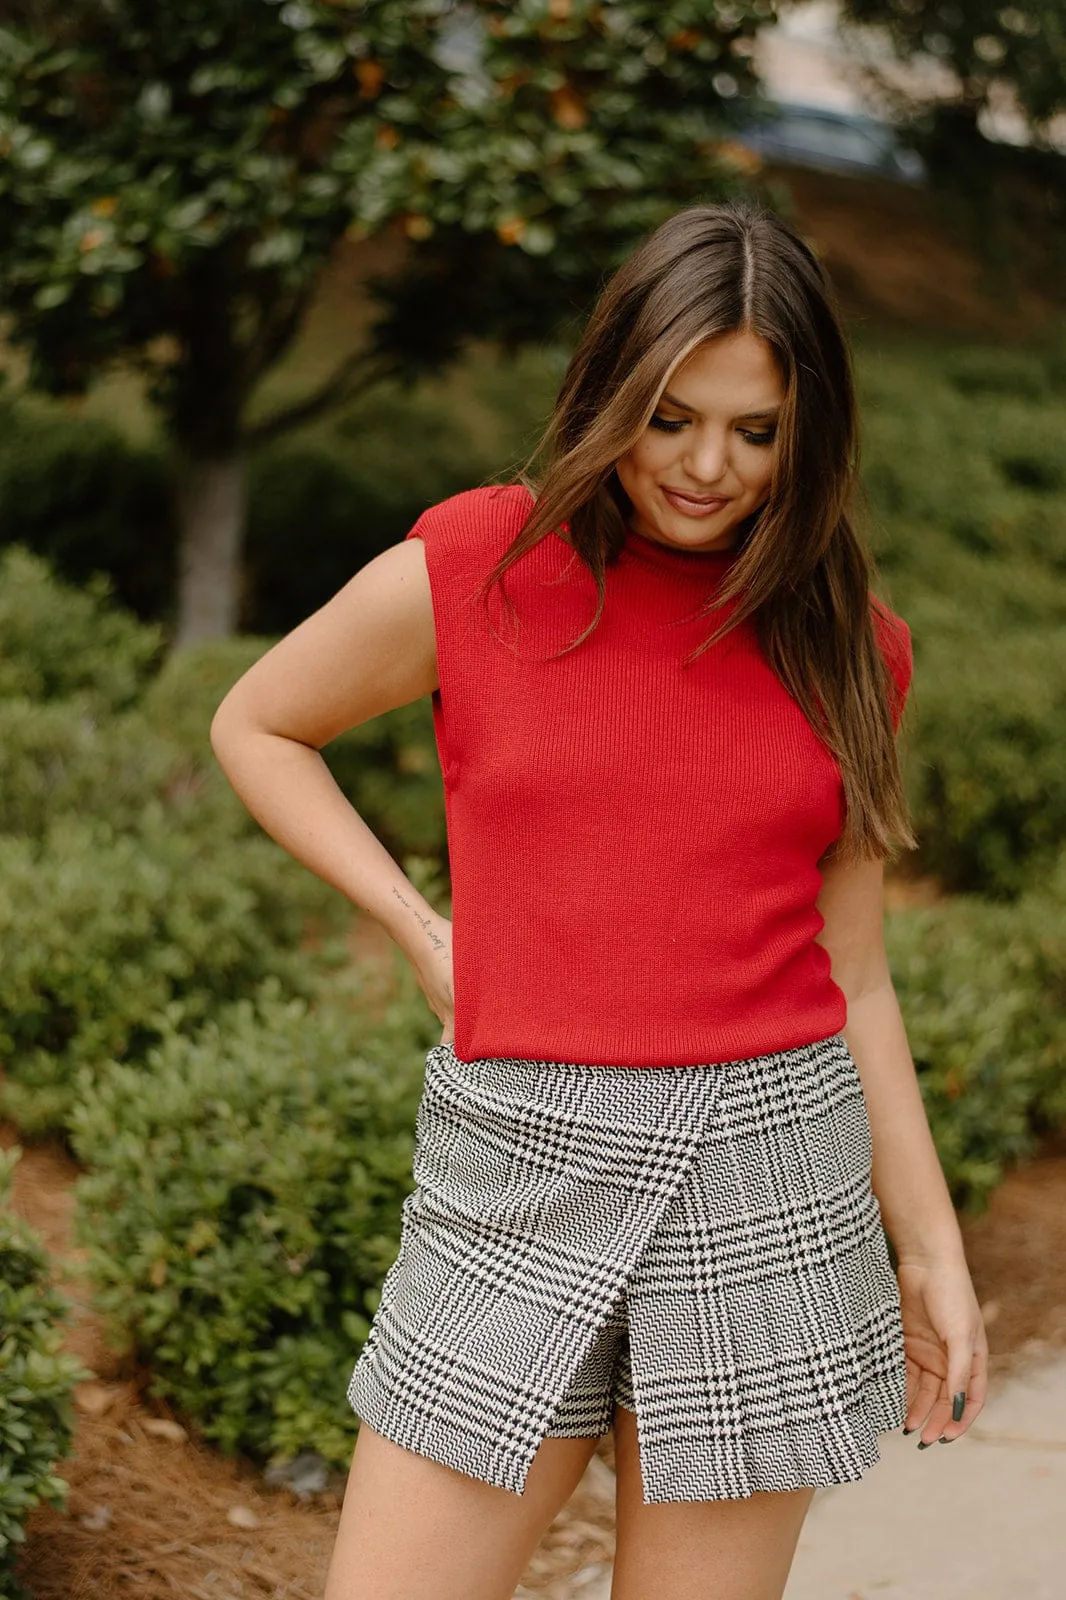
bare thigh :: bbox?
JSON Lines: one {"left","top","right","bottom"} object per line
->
{"left": 611, "top": 1404, "right": 815, "bottom": 1600}
{"left": 322, "top": 1421, "right": 600, "bottom": 1600}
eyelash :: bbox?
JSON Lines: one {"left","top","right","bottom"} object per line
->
{"left": 648, "top": 416, "right": 777, "bottom": 446}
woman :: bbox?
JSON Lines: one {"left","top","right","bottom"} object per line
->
{"left": 211, "top": 203, "right": 988, "bottom": 1600}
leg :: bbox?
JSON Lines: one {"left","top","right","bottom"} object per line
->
{"left": 610, "top": 1403, "right": 815, "bottom": 1600}
{"left": 323, "top": 1421, "right": 600, "bottom": 1600}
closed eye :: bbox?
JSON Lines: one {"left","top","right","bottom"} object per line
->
{"left": 648, "top": 415, "right": 777, "bottom": 446}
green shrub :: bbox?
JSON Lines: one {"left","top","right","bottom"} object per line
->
{"left": 857, "top": 337, "right": 1066, "bottom": 896}
{"left": 0, "top": 697, "right": 174, "bottom": 838}
{"left": 888, "top": 881, "right": 1066, "bottom": 1211}
{"left": 0, "top": 815, "right": 330, "bottom": 1137}
{"left": 865, "top": 424, "right": 1066, "bottom": 603}
{"left": 1015, "top": 852, "right": 1066, "bottom": 1130}
{"left": 903, "top": 627, "right": 1066, "bottom": 898}
{"left": 70, "top": 984, "right": 437, "bottom": 1468}
{"left": 0, "top": 547, "right": 161, "bottom": 707}
{"left": 0, "top": 397, "right": 176, "bottom": 624}
{"left": 0, "top": 624, "right": 296, "bottom": 847}
{"left": 243, "top": 359, "right": 537, "bottom": 632}
{"left": 943, "top": 346, "right": 1051, "bottom": 401}
{"left": 0, "top": 1146, "right": 91, "bottom": 1599}
{"left": 0, "top": 554, "right": 441, "bottom": 1149}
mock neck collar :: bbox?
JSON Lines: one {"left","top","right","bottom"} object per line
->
{"left": 620, "top": 524, "right": 740, "bottom": 575}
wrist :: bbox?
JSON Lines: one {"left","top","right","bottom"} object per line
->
{"left": 890, "top": 1224, "right": 968, "bottom": 1270}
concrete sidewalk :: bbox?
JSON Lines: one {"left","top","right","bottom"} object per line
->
{"left": 543, "top": 1352, "right": 1066, "bottom": 1600}
{"left": 785, "top": 1353, "right": 1066, "bottom": 1600}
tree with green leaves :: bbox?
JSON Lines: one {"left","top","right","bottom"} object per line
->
{"left": 839, "top": 2, "right": 1065, "bottom": 299}
{"left": 841, "top": 2, "right": 1065, "bottom": 144}
{"left": 0, "top": 0, "right": 774, "bottom": 644}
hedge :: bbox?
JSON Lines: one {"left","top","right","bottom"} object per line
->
{"left": 0, "top": 552, "right": 438, "bottom": 1142}
{"left": 0, "top": 816, "right": 328, "bottom": 1137}
{"left": 0, "top": 697, "right": 175, "bottom": 840}
{"left": 901, "top": 626, "right": 1066, "bottom": 898}
{"left": 886, "top": 872, "right": 1066, "bottom": 1209}
{"left": 0, "top": 393, "right": 175, "bottom": 623}
{"left": 0, "top": 546, "right": 160, "bottom": 708}
{"left": 70, "top": 984, "right": 436, "bottom": 1468}
{"left": 857, "top": 335, "right": 1066, "bottom": 896}
{"left": 0, "top": 1147, "right": 91, "bottom": 1600}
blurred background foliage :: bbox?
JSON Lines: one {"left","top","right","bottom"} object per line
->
{"left": 0, "top": 0, "right": 1064, "bottom": 1494}
{"left": 839, "top": 3, "right": 1066, "bottom": 293}
{"left": 842, "top": 1, "right": 1066, "bottom": 139}
{"left": 0, "top": 0, "right": 770, "bottom": 643}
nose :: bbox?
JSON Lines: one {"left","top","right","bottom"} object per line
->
{"left": 681, "top": 425, "right": 729, "bottom": 487}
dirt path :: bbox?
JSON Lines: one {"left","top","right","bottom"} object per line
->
{"left": 5, "top": 1122, "right": 1065, "bottom": 1600}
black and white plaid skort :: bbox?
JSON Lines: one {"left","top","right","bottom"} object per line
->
{"left": 346, "top": 1033, "right": 907, "bottom": 1503}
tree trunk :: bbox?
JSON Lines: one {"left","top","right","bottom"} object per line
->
{"left": 173, "top": 451, "right": 247, "bottom": 648}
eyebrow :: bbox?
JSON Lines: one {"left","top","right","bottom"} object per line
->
{"left": 659, "top": 390, "right": 782, "bottom": 422}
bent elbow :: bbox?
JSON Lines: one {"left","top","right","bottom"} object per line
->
{"left": 209, "top": 692, "right": 244, "bottom": 768}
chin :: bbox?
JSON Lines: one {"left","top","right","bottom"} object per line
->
{"left": 662, "top": 512, "right": 740, "bottom": 547}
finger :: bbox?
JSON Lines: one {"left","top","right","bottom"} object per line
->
{"left": 939, "top": 1333, "right": 990, "bottom": 1442}
{"left": 916, "top": 1384, "right": 952, "bottom": 1447}
{"left": 928, "top": 1335, "right": 971, "bottom": 1443}
{"left": 904, "top": 1366, "right": 942, "bottom": 1436}
{"left": 904, "top": 1355, "right": 932, "bottom": 1424}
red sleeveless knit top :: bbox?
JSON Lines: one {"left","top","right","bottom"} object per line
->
{"left": 407, "top": 484, "right": 912, "bottom": 1068}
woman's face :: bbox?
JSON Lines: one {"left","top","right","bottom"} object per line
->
{"left": 615, "top": 330, "right": 785, "bottom": 554}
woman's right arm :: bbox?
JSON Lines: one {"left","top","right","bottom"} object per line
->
{"left": 209, "top": 538, "right": 454, "bottom": 1038}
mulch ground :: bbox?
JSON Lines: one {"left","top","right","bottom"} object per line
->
{"left": 5, "top": 1117, "right": 1065, "bottom": 1600}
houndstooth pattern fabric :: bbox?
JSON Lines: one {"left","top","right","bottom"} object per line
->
{"left": 346, "top": 1035, "right": 906, "bottom": 1503}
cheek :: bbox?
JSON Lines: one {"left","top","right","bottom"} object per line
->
{"left": 620, "top": 438, "right": 646, "bottom": 473}
{"left": 626, "top": 433, "right": 675, "bottom": 478}
{"left": 739, "top": 448, "right": 777, "bottom": 501}
{"left": 617, "top": 438, "right": 659, "bottom": 496}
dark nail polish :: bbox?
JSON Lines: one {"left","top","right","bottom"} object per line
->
{"left": 938, "top": 1435, "right": 954, "bottom": 1445}
{"left": 917, "top": 1439, "right": 934, "bottom": 1450}
{"left": 952, "top": 1391, "right": 966, "bottom": 1422}
{"left": 902, "top": 1426, "right": 916, "bottom": 1436}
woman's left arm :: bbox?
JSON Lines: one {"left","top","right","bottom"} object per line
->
{"left": 816, "top": 854, "right": 989, "bottom": 1447}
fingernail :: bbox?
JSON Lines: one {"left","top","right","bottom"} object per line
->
{"left": 917, "top": 1439, "right": 934, "bottom": 1450}
{"left": 952, "top": 1391, "right": 966, "bottom": 1422}
{"left": 938, "top": 1435, "right": 954, "bottom": 1445}
{"left": 902, "top": 1426, "right": 916, "bottom": 1436}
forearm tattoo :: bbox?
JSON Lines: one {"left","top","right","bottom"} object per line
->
{"left": 392, "top": 885, "right": 445, "bottom": 950}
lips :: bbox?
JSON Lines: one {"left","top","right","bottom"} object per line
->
{"left": 662, "top": 487, "right": 730, "bottom": 517}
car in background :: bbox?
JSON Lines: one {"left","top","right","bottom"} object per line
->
{"left": 736, "top": 102, "right": 927, "bottom": 185}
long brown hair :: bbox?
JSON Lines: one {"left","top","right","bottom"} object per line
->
{"left": 486, "top": 201, "right": 913, "bottom": 862}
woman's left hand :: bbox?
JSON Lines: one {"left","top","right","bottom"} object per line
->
{"left": 896, "top": 1254, "right": 989, "bottom": 1447}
